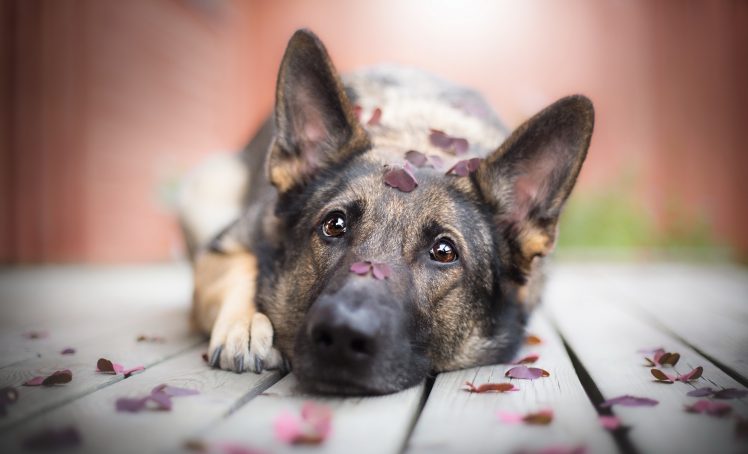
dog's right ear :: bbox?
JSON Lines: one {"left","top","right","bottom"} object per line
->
{"left": 267, "top": 29, "right": 369, "bottom": 193}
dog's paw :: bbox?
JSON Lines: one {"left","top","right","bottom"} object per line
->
{"left": 208, "top": 312, "right": 286, "bottom": 373}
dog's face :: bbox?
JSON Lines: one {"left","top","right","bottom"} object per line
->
{"left": 259, "top": 30, "right": 593, "bottom": 395}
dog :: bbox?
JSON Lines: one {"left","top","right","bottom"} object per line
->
{"left": 179, "top": 29, "right": 593, "bottom": 395}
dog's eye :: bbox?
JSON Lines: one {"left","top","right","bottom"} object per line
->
{"left": 321, "top": 212, "right": 347, "bottom": 238}
{"left": 430, "top": 238, "right": 458, "bottom": 263}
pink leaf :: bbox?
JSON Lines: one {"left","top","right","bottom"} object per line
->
{"left": 23, "top": 370, "right": 72, "bottom": 386}
{"left": 60, "top": 347, "right": 76, "bottom": 355}
{"left": 445, "top": 158, "right": 482, "bottom": 176}
{"left": 676, "top": 366, "right": 703, "bottom": 382}
{"left": 116, "top": 397, "right": 149, "bottom": 413}
{"left": 429, "top": 129, "right": 469, "bottom": 155}
{"left": 464, "top": 381, "right": 518, "bottom": 393}
{"left": 147, "top": 391, "right": 173, "bottom": 411}
{"left": 300, "top": 401, "right": 333, "bottom": 438}
{"left": 384, "top": 165, "right": 418, "bottom": 192}
{"left": 404, "top": 150, "right": 428, "bottom": 167}
{"left": 371, "top": 263, "right": 392, "bottom": 280}
{"left": 684, "top": 399, "right": 732, "bottom": 417}
{"left": 505, "top": 365, "right": 550, "bottom": 380}
{"left": 23, "top": 376, "right": 45, "bottom": 386}
{"left": 512, "top": 353, "right": 540, "bottom": 365}
{"left": 367, "top": 107, "right": 382, "bottom": 126}
{"left": 274, "top": 402, "right": 332, "bottom": 445}
{"left": 123, "top": 366, "right": 145, "bottom": 378}
{"left": 274, "top": 411, "right": 303, "bottom": 443}
{"left": 350, "top": 261, "right": 371, "bottom": 275}
{"left": 600, "top": 395, "right": 658, "bottom": 408}
{"left": 22, "top": 427, "right": 81, "bottom": 450}
{"left": 497, "top": 411, "right": 524, "bottom": 424}
{"left": 599, "top": 415, "right": 622, "bottom": 430}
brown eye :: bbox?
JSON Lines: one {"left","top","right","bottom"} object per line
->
{"left": 322, "top": 212, "right": 347, "bottom": 237}
{"left": 430, "top": 238, "right": 458, "bottom": 263}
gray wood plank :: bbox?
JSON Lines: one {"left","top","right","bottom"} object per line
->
{"left": 545, "top": 270, "right": 748, "bottom": 454}
{"left": 407, "top": 312, "right": 618, "bottom": 454}
{"left": 196, "top": 374, "right": 425, "bottom": 454}
{"left": 0, "top": 345, "right": 282, "bottom": 454}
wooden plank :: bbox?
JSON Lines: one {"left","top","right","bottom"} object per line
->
{"left": 406, "top": 312, "right": 618, "bottom": 454}
{"left": 0, "top": 306, "right": 201, "bottom": 430}
{"left": 196, "top": 374, "right": 425, "bottom": 454}
{"left": 0, "top": 345, "right": 282, "bottom": 454}
{"left": 586, "top": 264, "right": 748, "bottom": 380}
{"left": 545, "top": 270, "right": 748, "bottom": 454}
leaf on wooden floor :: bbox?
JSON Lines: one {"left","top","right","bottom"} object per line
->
{"left": 712, "top": 388, "right": 748, "bottom": 399}
{"left": 600, "top": 395, "right": 658, "bottom": 408}
{"left": 445, "top": 158, "right": 482, "bottom": 177}
{"left": 60, "top": 347, "right": 76, "bottom": 355}
{"left": 23, "top": 369, "right": 73, "bottom": 387}
{"left": 136, "top": 335, "right": 166, "bottom": 343}
{"left": 650, "top": 368, "right": 674, "bottom": 383}
{"left": 115, "top": 383, "right": 199, "bottom": 413}
{"left": 384, "top": 163, "right": 418, "bottom": 192}
{"left": 684, "top": 399, "right": 732, "bottom": 417}
{"left": 274, "top": 401, "right": 332, "bottom": 445}
{"left": 525, "top": 334, "right": 543, "bottom": 345}
{"left": 497, "top": 409, "right": 553, "bottom": 425}
{"left": 23, "top": 330, "right": 48, "bottom": 340}
{"left": 122, "top": 366, "right": 145, "bottom": 378}
{"left": 22, "top": 426, "right": 81, "bottom": 450}
{"left": 505, "top": 365, "right": 550, "bottom": 380}
{"left": 429, "top": 129, "right": 469, "bottom": 155}
{"left": 512, "top": 353, "right": 540, "bottom": 365}
{"left": 642, "top": 348, "right": 680, "bottom": 367}
{"left": 96, "top": 358, "right": 144, "bottom": 377}
{"left": 464, "top": 381, "right": 518, "bottom": 393}
{"left": 652, "top": 366, "right": 703, "bottom": 384}
{"left": 599, "top": 415, "right": 623, "bottom": 430}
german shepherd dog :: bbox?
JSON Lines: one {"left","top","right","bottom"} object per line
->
{"left": 180, "top": 29, "right": 593, "bottom": 395}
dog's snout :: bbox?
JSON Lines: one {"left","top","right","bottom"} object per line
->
{"left": 307, "top": 298, "right": 380, "bottom": 363}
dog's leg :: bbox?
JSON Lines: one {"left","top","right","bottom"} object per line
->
{"left": 192, "top": 251, "right": 283, "bottom": 373}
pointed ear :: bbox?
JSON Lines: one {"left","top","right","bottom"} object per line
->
{"left": 475, "top": 95, "right": 594, "bottom": 273}
{"left": 267, "top": 29, "right": 369, "bottom": 193}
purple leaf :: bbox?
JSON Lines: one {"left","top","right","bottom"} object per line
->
{"left": 505, "top": 365, "right": 550, "bottom": 380}
{"left": 152, "top": 384, "right": 199, "bottom": 397}
{"left": 599, "top": 415, "right": 622, "bottom": 430}
{"left": 383, "top": 165, "right": 418, "bottom": 192}
{"left": 60, "top": 347, "right": 76, "bottom": 355}
{"left": 147, "top": 391, "right": 173, "bottom": 411}
{"left": 116, "top": 397, "right": 149, "bottom": 413}
{"left": 713, "top": 388, "right": 748, "bottom": 399}
{"left": 371, "top": 263, "right": 392, "bottom": 280}
{"left": 687, "top": 387, "right": 715, "bottom": 397}
{"left": 350, "top": 261, "right": 371, "bottom": 275}
{"left": 600, "top": 395, "right": 658, "bottom": 408}
{"left": 22, "top": 426, "right": 81, "bottom": 450}
{"left": 684, "top": 399, "right": 732, "bottom": 416}
{"left": 445, "top": 158, "right": 482, "bottom": 177}
{"left": 404, "top": 150, "right": 428, "bottom": 167}
{"left": 23, "top": 376, "right": 45, "bottom": 386}
{"left": 429, "top": 129, "right": 469, "bottom": 155}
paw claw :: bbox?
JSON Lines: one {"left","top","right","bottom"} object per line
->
{"left": 234, "top": 354, "right": 244, "bottom": 373}
{"left": 210, "top": 345, "right": 223, "bottom": 368}
{"left": 254, "top": 357, "right": 264, "bottom": 373}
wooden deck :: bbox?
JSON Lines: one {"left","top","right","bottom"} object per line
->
{"left": 0, "top": 262, "right": 746, "bottom": 454}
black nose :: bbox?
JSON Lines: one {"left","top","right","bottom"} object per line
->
{"left": 307, "top": 297, "right": 380, "bottom": 364}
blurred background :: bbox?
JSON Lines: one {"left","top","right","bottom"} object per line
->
{"left": 1, "top": 0, "right": 746, "bottom": 264}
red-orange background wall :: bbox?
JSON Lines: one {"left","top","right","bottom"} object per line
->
{"left": 1, "top": 0, "right": 747, "bottom": 263}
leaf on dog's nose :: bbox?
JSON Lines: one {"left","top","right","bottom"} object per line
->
{"left": 350, "top": 261, "right": 372, "bottom": 275}
{"left": 684, "top": 399, "right": 733, "bottom": 417}
{"left": 367, "top": 107, "right": 382, "bottom": 126}
{"left": 429, "top": 129, "right": 469, "bottom": 155}
{"left": 464, "top": 381, "right": 518, "bottom": 393}
{"left": 525, "top": 334, "right": 543, "bottom": 345}
{"left": 651, "top": 366, "right": 703, "bottom": 383}
{"left": 497, "top": 409, "right": 553, "bottom": 425}
{"left": 22, "top": 426, "right": 81, "bottom": 450}
{"left": 686, "top": 387, "right": 748, "bottom": 399}
{"left": 274, "top": 401, "right": 332, "bottom": 445}
{"left": 599, "top": 415, "right": 623, "bottom": 431}
{"left": 445, "top": 158, "right": 482, "bottom": 177}
{"left": 60, "top": 347, "right": 76, "bottom": 355}
{"left": 384, "top": 163, "right": 418, "bottom": 192}
{"left": 350, "top": 261, "right": 391, "bottom": 280}
{"left": 512, "top": 353, "right": 540, "bottom": 365}
{"left": 23, "top": 369, "right": 73, "bottom": 387}
{"left": 600, "top": 395, "right": 658, "bottom": 408}
{"left": 505, "top": 365, "right": 550, "bottom": 380}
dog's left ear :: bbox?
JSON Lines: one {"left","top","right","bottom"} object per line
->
{"left": 476, "top": 95, "right": 594, "bottom": 275}
{"left": 267, "top": 29, "right": 369, "bottom": 193}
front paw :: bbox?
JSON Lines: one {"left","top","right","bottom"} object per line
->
{"left": 208, "top": 312, "right": 285, "bottom": 373}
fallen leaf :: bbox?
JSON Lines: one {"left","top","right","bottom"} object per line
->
{"left": 23, "top": 377, "right": 45, "bottom": 386}
{"left": 643, "top": 348, "right": 680, "bottom": 367}
{"left": 367, "top": 107, "right": 382, "bottom": 126}
{"left": 115, "top": 383, "right": 199, "bottom": 413}
{"left": 686, "top": 387, "right": 715, "bottom": 397}
{"left": 300, "top": 401, "right": 332, "bottom": 438}
{"left": 116, "top": 397, "right": 149, "bottom": 413}
{"left": 684, "top": 399, "right": 732, "bottom": 417}
{"left": 122, "top": 366, "right": 145, "bottom": 378}
{"left": 136, "top": 335, "right": 166, "bottom": 343}
{"left": 23, "top": 370, "right": 72, "bottom": 387}
{"left": 274, "top": 402, "right": 332, "bottom": 445}
{"left": 497, "top": 409, "right": 553, "bottom": 425}
{"left": 513, "top": 353, "right": 540, "bottom": 365}
{"left": 429, "top": 129, "right": 469, "bottom": 155}
{"left": 445, "top": 158, "right": 482, "bottom": 177}
{"left": 60, "top": 347, "right": 76, "bottom": 355}
{"left": 96, "top": 358, "right": 122, "bottom": 374}
{"left": 714, "top": 388, "right": 748, "bottom": 399}
{"left": 599, "top": 415, "right": 622, "bottom": 430}
{"left": 505, "top": 365, "right": 550, "bottom": 380}
{"left": 184, "top": 440, "right": 267, "bottom": 454}
{"left": 22, "top": 427, "right": 81, "bottom": 450}
{"left": 404, "top": 150, "right": 428, "bottom": 167}
{"left": 371, "top": 263, "right": 392, "bottom": 280}
{"left": 384, "top": 164, "right": 418, "bottom": 192}
{"left": 677, "top": 366, "right": 703, "bottom": 382}
{"left": 600, "top": 395, "right": 659, "bottom": 408}
{"left": 496, "top": 411, "right": 524, "bottom": 424}
{"left": 525, "top": 334, "right": 543, "bottom": 345}
{"left": 152, "top": 384, "right": 200, "bottom": 397}
{"left": 464, "top": 381, "right": 518, "bottom": 393}
{"left": 650, "top": 368, "right": 674, "bottom": 383}
{"left": 23, "top": 330, "right": 48, "bottom": 340}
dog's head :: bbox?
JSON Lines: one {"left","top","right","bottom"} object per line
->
{"left": 260, "top": 30, "right": 593, "bottom": 395}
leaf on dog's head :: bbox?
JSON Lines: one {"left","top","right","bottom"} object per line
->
{"left": 497, "top": 409, "right": 553, "bottom": 425}
{"left": 384, "top": 165, "right": 418, "bottom": 192}
{"left": 350, "top": 261, "right": 371, "bottom": 275}
{"left": 684, "top": 399, "right": 732, "bottom": 417}
{"left": 445, "top": 158, "right": 482, "bottom": 177}
{"left": 60, "top": 347, "right": 76, "bottom": 355}
{"left": 505, "top": 365, "right": 550, "bottom": 380}
{"left": 23, "top": 330, "right": 48, "bottom": 340}
{"left": 22, "top": 426, "right": 81, "bottom": 450}
{"left": 599, "top": 415, "right": 623, "bottom": 431}
{"left": 525, "top": 334, "right": 543, "bottom": 345}
{"left": 600, "top": 395, "right": 658, "bottom": 408}
{"left": 429, "top": 129, "right": 469, "bottom": 155}
{"left": 371, "top": 263, "right": 392, "bottom": 280}
{"left": 405, "top": 150, "right": 428, "bottom": 167}
{"left": 464, "top": 381, "right": 518, "bottom": 393}
{"left": 512, "top": 353, "right": 540, "bottom": 365}
{"left": 367, "top": 107, "right": 382, "bottom": 126}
